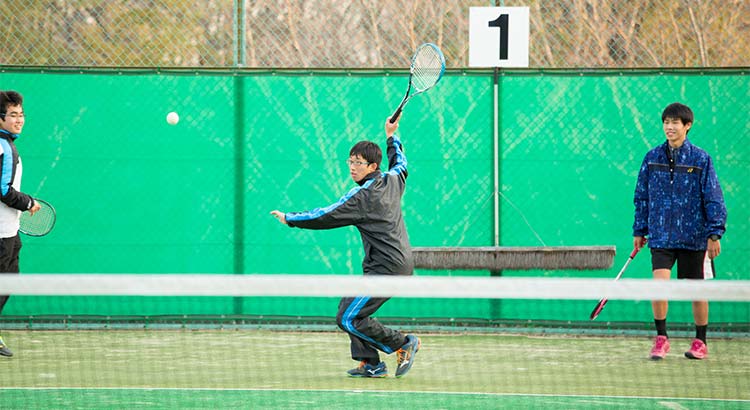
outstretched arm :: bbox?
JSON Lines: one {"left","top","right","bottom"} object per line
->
{"left": 270, "top": 186, "right": 366, "bottom": 230}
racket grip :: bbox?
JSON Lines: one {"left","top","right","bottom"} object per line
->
{"left": 389, "top": 106, "right": 403, "bottom": 124}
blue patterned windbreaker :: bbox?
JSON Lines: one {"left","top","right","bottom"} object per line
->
{"left": 633, "top": 139, "right": 726, "bottom": 250}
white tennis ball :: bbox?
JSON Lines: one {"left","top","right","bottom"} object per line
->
{"left": 166, "top": 111, "right": 179, "bottom": 125}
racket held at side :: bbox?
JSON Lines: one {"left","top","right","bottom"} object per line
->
{"left": 589, "top": 245, "right": 643, "bottom": 320}
{"left": 19, "top": 199, "right": 56, "bottom": 237}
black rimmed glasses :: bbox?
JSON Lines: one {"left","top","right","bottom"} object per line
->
{"left": 346, "top": 159, "right": 370, "bottom": 167}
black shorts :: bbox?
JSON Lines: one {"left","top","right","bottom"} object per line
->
{"left": 651, "top": 248, "right": 715, "bottom": 279}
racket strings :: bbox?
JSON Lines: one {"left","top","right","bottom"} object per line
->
{"left": 20, "top": 205, "right": 55, "bottom": 235}
{"left": 411, "top": 48, "right": 443, "bottom": 91}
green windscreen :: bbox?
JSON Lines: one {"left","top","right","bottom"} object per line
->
{"left": 2, "top": 68, "right": 747, "bottom": 323}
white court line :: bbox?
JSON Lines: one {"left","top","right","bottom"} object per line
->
{"left": 1, "top": 386, "right": 748, "bottom": 403}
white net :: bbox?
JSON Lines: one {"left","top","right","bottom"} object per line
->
{"left": 0, "top": 274, "right": 748, "bottom": 408}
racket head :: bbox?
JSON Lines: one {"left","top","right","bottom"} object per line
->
{"left": 389, "top": 43, "right": 446, "bottom": 123}
{"left": 19, "top": 199, "right": 56, "bottom": 237}
{"left": 589, "top": 298, "right": 608, "bottom": 320}
{"left": 409, "top": 43, "right": 446, "bottom": 92}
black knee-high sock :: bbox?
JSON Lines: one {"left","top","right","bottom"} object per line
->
{"left": 696, "top": 325, "right": 707, "bottom": 344}
{"left": 655, "top": 319, "right": 668, "bottom": 337}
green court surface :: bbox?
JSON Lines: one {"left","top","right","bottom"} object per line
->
{"left": 1, "top": 330, "right": 748, "bottom": 409}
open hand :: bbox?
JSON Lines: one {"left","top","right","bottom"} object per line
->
{"left": 270, "top": 210, "right": 287, "bottom": 225}
{"left": 707, "top": 238, "right": 721, "bottom": 259}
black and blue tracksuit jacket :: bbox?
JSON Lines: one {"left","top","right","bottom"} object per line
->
{"left": 633, "top": 139, "right": 727, "bottom": 250}
{"left": 285, "top": 135, "right": 413, "bottom": 276}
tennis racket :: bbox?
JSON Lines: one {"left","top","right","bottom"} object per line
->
{"left": 19, "top": 199, "right": 56, "bottom": 237}
{"left": 589, "top": 243, "right": 644, "bottom": 320}
{"left": 389, "top": 43, "right": 446, "bottom": 123}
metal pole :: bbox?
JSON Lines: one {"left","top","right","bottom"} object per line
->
{"left": 233, "top": 0, "right": 247, "bottom": 315}
{"left": 493, "top": 67, "right": 500, "bottom": 248}
{"left": 238, "top": 0, "right": 246, "bottom": 67}
{"left": 490, "top": 0, "right": 504, "bottom": 321}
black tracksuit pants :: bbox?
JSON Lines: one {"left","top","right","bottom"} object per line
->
{"left": 0, "top": 235, "right": 21, "bottom": 313}
{"left": 336, "top": 295, "right": 407, "bottom": 362}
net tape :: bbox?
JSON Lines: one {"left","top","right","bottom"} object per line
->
{"left": 1, "top": 274, "right": 749, "bottom": 301}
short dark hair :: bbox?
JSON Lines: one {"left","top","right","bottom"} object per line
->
{"left": 661, "top": 102, "right": 693, "bottom": 126}
{"left": 349, "top": 141, "right": 381, "bottom": 169}
{"left": 0, "top": 90, "right": 23, "bottom": 121}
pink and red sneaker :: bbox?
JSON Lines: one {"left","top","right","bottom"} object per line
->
{"left": 650, "top": 335, "right": 670, "bottom": 360}
{"left": 684, "top": 339, "right": 708, "bottom": 360}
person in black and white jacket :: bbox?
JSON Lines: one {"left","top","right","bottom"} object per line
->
{"left": 0, "top": 90, "right": 41, "bottom": 358}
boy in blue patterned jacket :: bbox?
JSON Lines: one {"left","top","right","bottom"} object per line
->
{"left": 632, "top": 102, "right": 727, "bottom": 360}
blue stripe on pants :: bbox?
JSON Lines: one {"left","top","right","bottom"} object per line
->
{"left": 341, "top": 296, "right": 394, "bottom": 354}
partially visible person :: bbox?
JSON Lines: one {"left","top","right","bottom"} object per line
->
{"left": 0, "top": 90, "right": 41, "bottom": 357}
{"left": 632, "top": 102, "right": 727, "bottom": 361}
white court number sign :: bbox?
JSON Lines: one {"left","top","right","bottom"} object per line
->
{"left": 469, "top": 7, "right": 529, "bottom": 68}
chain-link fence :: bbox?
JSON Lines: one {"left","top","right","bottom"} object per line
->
{"left": 1, "top": 1, "right": 748, "bottom": 322}
{"left": 1, "top": 0, "right": 749, "bottom": 68}
{"left": 1, "top": 67, "right": 746, "bottom": 281}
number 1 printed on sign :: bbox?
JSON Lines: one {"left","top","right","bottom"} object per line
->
{"left": 488, "top": 14, "right": 509, "bottom": 60}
